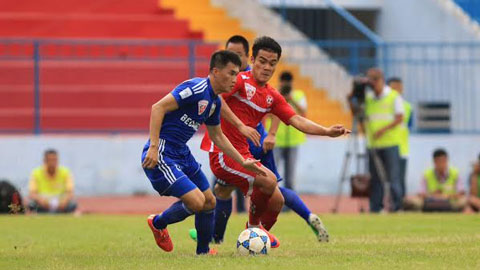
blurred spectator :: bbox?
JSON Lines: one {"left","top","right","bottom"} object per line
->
{"left": 387, "top": 77, "right": 412, "bottom": 199}
{"left": 404, "top": 149, "right": 466, "bottom": 212}
{"left": 28, "top": 149, "right": 77, "bottom": 213}
{"left": 273, "top": 71, "right": 307, "bottom": 191}
{"left": 468, "top": 154, "right": 480, "bottom": 212}
{"left": 364, "top": 68, "right": 404, "bottom": 212}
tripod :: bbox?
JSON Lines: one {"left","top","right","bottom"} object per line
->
{"left": 332, "top": 116, "right": 368, "bottom": 213}
{"left": 331, "top": 116, "right": 392, "bottom": 213}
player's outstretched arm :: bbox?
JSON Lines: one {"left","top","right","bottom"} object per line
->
{"left": 206, "top": 124, "right": 267, "bottom": 176}
{"left": 263, "top": 114, "right": 280, "bottom": 153}
{"left": 142, "top": 94, "right": 179, "bottom": 169}
{"left": 288, "top": 115, "right": 351, "bottom": 137}
{"left": 219, "top": 96, "right": 261, "bottom": 146}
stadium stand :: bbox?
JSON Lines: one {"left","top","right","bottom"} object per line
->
{"left": 161, "top": 0, "right": 351, "bottom": 127}
{"left": 0, "top": 0, "right": 217, "bottom": 131}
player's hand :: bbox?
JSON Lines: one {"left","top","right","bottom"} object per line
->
{"left": 239, "top": 125, "right": 261, "bottom": 147}
{"left": 142, "top": 146, "right": 159, "bottom": 169}
{"left": 327, "top": 125, "right": 351, "bottom": 137}
{"left": 263, "top": 133, "right": 276, "bottom": 153}
{"left": 241, "top": 158, "right": 267, "bottom": 177}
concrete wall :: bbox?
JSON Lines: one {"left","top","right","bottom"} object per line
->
{"left": 1, "top": 134, "right": 478, "bottom": 197}
{"left": 378, "top": 0, "right": 479, "bottom": 42}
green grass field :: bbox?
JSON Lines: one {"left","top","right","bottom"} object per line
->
{"left": 1, "top": 213, "right": 479, "bottom": 270}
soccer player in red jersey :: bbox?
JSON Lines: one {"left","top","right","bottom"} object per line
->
{"left": 201, "top": 36, "right": 350, "bottom": 247}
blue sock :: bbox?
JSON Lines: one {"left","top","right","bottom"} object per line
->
{"left": 280, "top": 186, "right": 311, "bottom": 222}
{"left": 195, "top": 209, "right": 214, "bottom": 254}
{"left": 213, "top": 197, "right": 232, "bottom": 243}
{"left": 153, "top": 200, "right": 193, "bottom": 230}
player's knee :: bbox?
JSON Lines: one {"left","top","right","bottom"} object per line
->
{"left": 270, "top": 191, "right": 285, "bottom": 211}
{"left": 262, "top": 175, "right": 278, "bottom": 194}
{"left": 185, "top": 194, "right": 206, "bottom": 213}
{"left": 203, "top": 193, "right": 216, "bottom": 211}
{"left": 214, "top": 184, "right": 233, "bottom": 200}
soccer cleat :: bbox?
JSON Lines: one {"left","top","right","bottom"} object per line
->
{"left": 247, "top": 223, "right": 280, "bottom": 248}
{"left": 189, "top": 228, "right": 198, "bottom": 242}
{"left": 208, "top": 248, "right": 218, "bottom": 255}
{"left": 147, "top": 214, "right": 174, "bottom": 252}
{"left": 308, "top": 213, "right": 329, "bottom": 242}
{"left": 188, "top": 228, "right": 224, "bottom": 244}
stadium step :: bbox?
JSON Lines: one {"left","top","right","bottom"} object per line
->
{"left": 160, "top": 0, "right": 351, "bottom": 127}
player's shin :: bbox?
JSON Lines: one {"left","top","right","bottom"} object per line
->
{"left": 213, "top": 197, "right": 232, "bottom": 243}
{"left": 280, "top": 186, "right": 311, "bottom": 222}
{"left": 260, "top": 187, "right": 284, "bottom": 230}
{"left": 195, "top": 209, "right": 215, "bottom": 254}
{"left": 153, "top": 200, "right": 194, "bottom": 230}
{"left": 248, "top": 187, "right": 271, "bottom": 226}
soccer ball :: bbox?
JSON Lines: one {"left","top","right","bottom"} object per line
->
{"left": 236, "top": 228, "right": 271, "bottom": 255}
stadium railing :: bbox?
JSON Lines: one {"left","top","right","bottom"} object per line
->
{"left": 0, "top": 38, "right": 479, "bottom": 133}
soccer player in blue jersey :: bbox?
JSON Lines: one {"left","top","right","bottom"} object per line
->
{"left": 189, "top": 35, "right": 330, "bottom": 244}
{"left": 142, "top": 50, "right": 266, "bottom": 255}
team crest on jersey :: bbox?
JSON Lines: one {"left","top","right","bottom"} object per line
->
{"left": 266, "top": 95, "right": 274, "bottom": 106}
{"left": 208, "top": 103, "right": 217, "bottom": 117}
{"left": 245, "top": 83, "right": 256, "bottom": 100}
{"left": 198, "top": 100, "right": 209, "bottom": 115}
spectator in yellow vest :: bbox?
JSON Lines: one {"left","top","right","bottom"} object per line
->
{"left": 404, "top": 149, "right": 466, "bottom": 212}
{"left": 387, "top": 77, "right": 413, "bottom": 199}
{"left": 468, "top": 154, "right": 480, "bottom": 212}
{"left": 273, "top": 71, "right": 307, "bottom": 191}
{"left": 364, "top": 68, "right": 404, "bottom": 212}
{"left": 28, "top": 149, "right": 77, "bottom": 213}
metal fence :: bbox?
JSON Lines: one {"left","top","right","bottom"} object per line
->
{"left": 1, "top": 38, "right": 479, "bottom": 133}
{"left": 0, "top": 39, "right": 216, "bottom": 133}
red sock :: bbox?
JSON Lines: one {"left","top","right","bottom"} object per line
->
{"left": 248, "top": 187, "right": 271, "bottom": 226}
{"left": 260, "top": 209, "right": 280, "bottom": 231}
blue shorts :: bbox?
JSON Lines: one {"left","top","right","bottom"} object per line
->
{"left": 142, "top": 139, "right": 210, "bottom": 198}
{"left": 247, "top": 123, "right": 282, "bottom": 182}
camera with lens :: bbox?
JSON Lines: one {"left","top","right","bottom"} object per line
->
{"left": 348, "top": 76, "right": 372, "bottom": 121}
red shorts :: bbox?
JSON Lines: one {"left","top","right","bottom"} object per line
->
{"left": 209, "top": 151, "right": 258, "bottom": 196}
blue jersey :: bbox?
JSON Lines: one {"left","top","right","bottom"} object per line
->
{"left": 142, "top": 77, "right": 221, "bottom": 198}
{"left": 147, "top": 77, "right": 222, "bottom": 148}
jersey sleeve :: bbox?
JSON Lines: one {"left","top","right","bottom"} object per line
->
{"left": 205, "top": 98, "right": 222, "bottom": 126}
{"left": 221, "top": 73, "right": 243, "bottom": 99}
{"left": 271, "top": 90, "right": 297, "bottom": 124}
{"left": 170, "top": 81, "right": 202, "bottom": 107}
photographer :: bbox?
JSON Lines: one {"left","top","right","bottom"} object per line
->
{"left": 274, "top": 71, "right": 307, "bottom": 191}
{"left": 361, "top": 68, "right": 404, "bottom": 212}
{"left": 468, "top": 153, "right": 480, "bottom": 212}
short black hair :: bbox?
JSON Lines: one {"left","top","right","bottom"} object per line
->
{"left": 209, "top": 50, "right": 242, "bottom": 71}
{"left": 433, "top": 148, "right": 448, "bottom": 159}
{"left": 252, "top": 36, "right": 282, "bottom": 59}
{"left": 44, "top": 148, "right": 57, "bottom": 157}
{"left": 225, "top": 35, "right": 249, "bottom": 55}
{"left": 387, "top": 77, "right": 402, "bottom": 85}
{"left": 280, "top": 71, "right": 293, "bottom": 82}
